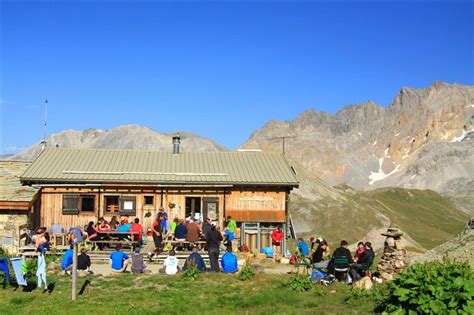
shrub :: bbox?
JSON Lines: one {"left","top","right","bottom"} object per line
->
{"left": 182, "top": 260, "right": 200, "bottom": 281}
{"left": 376, "top": 260, "right": 474, "bottom": 314}
{"left": 286, "top": 274, "right": 314, "bottom": 292}
{"left": 237, "top": 265, "right": 256, "bottom": 281}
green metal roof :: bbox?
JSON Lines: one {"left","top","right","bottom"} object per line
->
{"left": 20, "top": 148, "right": 299, "bottom": 187}
{"left": 1, "top": 160, "right": 39, "bottom": 202}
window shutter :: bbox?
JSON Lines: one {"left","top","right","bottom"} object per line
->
{"left": 119, "top": 197, "right": 136, "bottom": 216}
{"left": 63, "top": 194, "right": 80, "bottom": 215}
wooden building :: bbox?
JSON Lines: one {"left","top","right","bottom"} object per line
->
{"left": 20, "top": 140, "right": 299, "bottom": 252}
{"left": 0, "top": 160, "right": 40, "bottom": 253}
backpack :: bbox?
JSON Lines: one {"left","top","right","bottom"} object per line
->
{"left": 239, "top": 244, "right": 249, "bottom": 252}
{"left": 310, "top": 270, "right": 326, "bottom": 283}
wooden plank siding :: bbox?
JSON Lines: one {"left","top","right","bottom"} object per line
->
{"left": 38, "top": 186, "right": 288, "bottom": 230}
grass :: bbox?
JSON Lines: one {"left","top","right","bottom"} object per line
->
{"left": 291, "top": 187, "right": 469, "bottom": 251}
{"left": 0, "top": 272, "right": 379, "bottom": 315}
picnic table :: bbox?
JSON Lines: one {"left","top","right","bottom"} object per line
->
{"left": 90, "top": 231, "right": 140, "bottom": 247}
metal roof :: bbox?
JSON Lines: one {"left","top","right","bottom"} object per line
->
{"left": 20, "top": 148, "right": 299, "bottom": 187}
{"left": 1, "top": 160, "right": 39, "bottom": 202}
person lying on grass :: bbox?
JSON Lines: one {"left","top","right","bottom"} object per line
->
{"left": 110, "top": 244, "right": 129, "bottom": 273}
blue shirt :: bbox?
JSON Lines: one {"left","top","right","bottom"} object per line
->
{"left": 117, "top": 223, "right": 132, "bottom": 232}
{"left": 161, "top": 212, "right": 168, "bottom": 229}
{"left": 61, "top": 249, "right": 74, "bottom": 270}
{"left": 175, "top": 224, "right": 187, "bottom": 239}
{"left": 221, "top": 252, "right": 238, "bottom": 273}
{"left": 183, "top": 252, "right": 206, "bottom": 272}
{"left": 110, "top": 251, "right": 129, "bottom": 270}
{"left": 297, "top": 241, "right": 309, "bottom": 256}
{"left": 225, "top": 230, "right": 235, "bottom": 241}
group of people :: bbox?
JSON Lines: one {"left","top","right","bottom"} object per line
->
{"left": 295, "top": 237, "right": 375, "bottom": 283}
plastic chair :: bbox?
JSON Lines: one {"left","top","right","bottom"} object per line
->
{"left": 333, "top": 256, "right": 350, "bottom": 281}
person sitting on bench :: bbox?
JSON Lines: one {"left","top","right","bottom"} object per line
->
{"left": 349, "top": 242, "right": 374, "bottom": 282}
{"left": 327, "top": 240, "right": 353, "bottom": 275}
{"left": 312, "top": 240, "right": 328, "bottom": 270}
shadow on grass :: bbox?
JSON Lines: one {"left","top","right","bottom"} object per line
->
{"left": 79, "top": 279, "right": 91, "bottom": 295}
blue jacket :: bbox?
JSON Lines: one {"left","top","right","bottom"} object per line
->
{"left": 183, "top": 252, "right": 206, "bottom": 272}
{"left": 221, "top": 252, "right": 238, "bottom": 273}
{"left": 61, "top": 249, "right": 74, "bottom": 270}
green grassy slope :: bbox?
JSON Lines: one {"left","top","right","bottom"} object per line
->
{"left": 290, "top": 187, "right": 469, "bottom": 252}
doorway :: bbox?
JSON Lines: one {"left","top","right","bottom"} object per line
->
{"left": 185, "top": 197, "right": 201, "bottom": 220}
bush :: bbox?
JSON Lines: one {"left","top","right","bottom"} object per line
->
{"left": 286, "top": 274, "right": 314, "bottom": 292}
{"left": 182, "top": 260, "right": 200, "bottom": 281}
{"left": 376, "top": 260, "right": 474, "bottom": 314}
{"left": 237, "top": 265, "right": 256, "bottom": 281}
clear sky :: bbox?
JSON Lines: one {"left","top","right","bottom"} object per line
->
{"left": 1, "top": 1, "right": 472, "bottom": 154}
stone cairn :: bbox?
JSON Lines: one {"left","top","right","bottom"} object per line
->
{"left": 377, "top": 227, "right": 410, "bottom": 281}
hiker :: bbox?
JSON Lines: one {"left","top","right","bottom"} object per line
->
{"left": 221, "top": 248, "right": 238, "bottom": 273}
{"left": 130, "top": 218, "right": 143, "bottom": 249}
{"left": 201, "top": 217, "right": 212, "bottom": 239}
{"left": 271, "top": 225, "right": 284, "bottom": 260}
{"left": 354, "top": 241, "right": 365, "bottom": 262}
{"left": 186, "top": 220, "right": 201, "bottom": 244}
{"left": 160, "top": 250, "right": 179, "bottom": 275}
{"left": 151, "top": 214, "right": 164, "bottom": 257}
{"left": 224, "top": 216, "right": 236, "bottom": 251}
{"left": 349, "top": 242, "right": 374, "bottom": 282}
{"left": 67, "top": 226, "right": 84, "bottom": 245}
{"left": 120, "top": 215, "right": 130, "bottom": 225}
{"left": 131, "top": 247, "right": 147, "bottom": 274}
{"left": 77, "top": 248, "right": 92, "bottom": 275}
{"left": 158, "top": 207, "right": 169, "bottom": 235}
{"left": 327, "top": 240, "right": 353, "bottom": 275}
{"left": 117, "top": 220, "right": 132, "bottom": 240}
{"left": 297, "top": 237, "right": 310, "bottom": 257}
{"left": 110, "top": 244, "right": 130, "bottom": 273}
{"left": 312, "top": 240, "right": 329, "bottom": 270}
{"left": 182, "top": 245, "right": 206, "bottom": 272}
{"left": 175, "top": 219, "right": 187, "bottom": 240}
{"left": 109, "top": 216, "right": 119, "bottom": 230}
{"left": 61, "top": 244, "right": 74, "bottom": 275}
{"left": 170, "top": 218, "right": 179, "bottom": 235}
{"left": 206, "top": 225, "right": 223, "bottom": 272}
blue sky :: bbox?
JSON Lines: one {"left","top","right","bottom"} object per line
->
{"left": 1, "top": 1, "right": 472, "bottom": 154}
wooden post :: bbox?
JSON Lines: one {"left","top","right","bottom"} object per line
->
{"left": 72, "top": 242, "right": 77, "bottom": 301}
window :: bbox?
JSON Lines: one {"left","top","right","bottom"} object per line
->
{"left": 62, "top": 194, "right": 95, "bottom": 214}
{"left": 105, "top": 196, "right": 119, "bottom": 213}
{"left": 144, "top": 195, "right": 154, "bottom": 206}
{"left": 119, "top": 197, "right": 136, "bottom": 215}
{"left": 63, "top": 194, "right": 79, "bottom": 214}
{"left": 80, "top": 195, "right": 95, "bottom": 212}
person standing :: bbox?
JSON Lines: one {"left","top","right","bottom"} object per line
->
{"left": 271, "top": 226, "right": 284, "bottom": 261}
{"left": 206, "top": 225, "right": 223, "bottom": 272}
{"left": 151, "top": 214, "right": 164, "bottom": 257}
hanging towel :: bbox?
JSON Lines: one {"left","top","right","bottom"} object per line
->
{"left": 10, "top": 257, "right": 27, "bottom": 286}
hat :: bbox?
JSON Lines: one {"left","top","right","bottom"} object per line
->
{"left": 134, "top": 247, "right": 140, "bottom": 254}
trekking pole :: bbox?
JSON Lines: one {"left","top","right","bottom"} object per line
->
{"left": 72, "top": 241, "right": 77, "bottom": 301}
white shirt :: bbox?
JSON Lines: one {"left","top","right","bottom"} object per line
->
{"left": 164, "top": 256, "right": 179, "bottom": 275}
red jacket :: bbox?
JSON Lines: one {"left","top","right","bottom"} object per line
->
{"left": 271, "top": 229, "right": 284, "bottom": 243}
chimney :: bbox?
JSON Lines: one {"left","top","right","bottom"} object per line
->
{"left": 172, "top": 134, "right": 181, "bottom": 154}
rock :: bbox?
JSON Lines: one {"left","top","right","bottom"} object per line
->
{"left": 280, "top": 257, "right": 290, "bottom": 264}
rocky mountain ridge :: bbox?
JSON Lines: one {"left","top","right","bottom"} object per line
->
{"left": 241, "top": 82, "right": 474, "bottom": 204}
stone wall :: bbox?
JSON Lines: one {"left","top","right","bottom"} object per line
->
{"left": 0, "top": 212, "right": 30, "bottom": 254}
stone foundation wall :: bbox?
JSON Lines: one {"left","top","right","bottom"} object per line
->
{"left": 0, "top": 212, "right": 30, "bottom": 254}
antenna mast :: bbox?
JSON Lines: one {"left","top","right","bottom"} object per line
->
{"left": 41, "top": 99, "right": 48, "bottom": 150}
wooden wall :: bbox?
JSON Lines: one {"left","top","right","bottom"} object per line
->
{"left": 39, "top": 186, "right": 290, "bottom": 231}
